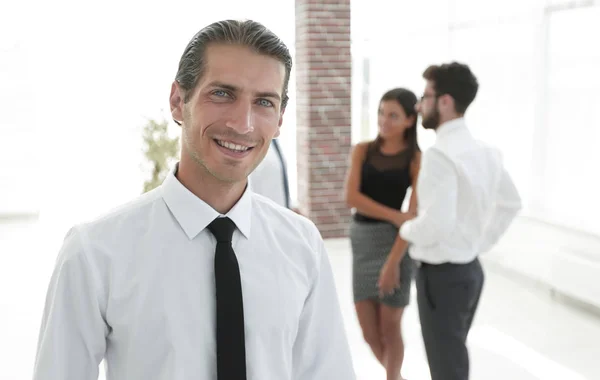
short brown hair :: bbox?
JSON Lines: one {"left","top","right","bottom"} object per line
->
{"left": 423, "top": 62, "right": 478, "bottom": 114}
{"left": 175, "top": 20, "right": 293, "bottom": 109}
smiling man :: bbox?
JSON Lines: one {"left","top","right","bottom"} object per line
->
{"left": 32, "top": 20, "right": 355, "bottom": 380}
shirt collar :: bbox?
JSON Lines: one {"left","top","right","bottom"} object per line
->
{"left": 436, "top": 117, "right": 466, "bottom": 139}
{"left": 161, "top": 163, "right": 253, "bottom": 240}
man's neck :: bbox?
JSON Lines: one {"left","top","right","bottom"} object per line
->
{"left": 436, "top": 114, "right": 463, "bottom": 133}
{"left": 176, "top": 158, "right": 247, "bottom": 215}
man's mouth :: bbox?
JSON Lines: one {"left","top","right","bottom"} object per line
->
{"left": 214, "top": 139, "right": 253, "bottom": 153}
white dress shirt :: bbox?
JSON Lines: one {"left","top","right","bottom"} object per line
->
{"left": 249, "top": 141, "right": 289, "bottom": 208}
{"left": 400, "top": 118, "right": 522, "bottom": 264}
{"left": 33, "top": 166, "right": 355, "bottom": 380}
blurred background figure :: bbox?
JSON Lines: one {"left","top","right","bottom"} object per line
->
{"left": 250, "top": 139, "right": 292, "bottom": 209}
{"left": 387, "top": 62, "right": 521, "bottom": 380}
{"left": 345, "top": 88, "right": 421, "bottom": 380}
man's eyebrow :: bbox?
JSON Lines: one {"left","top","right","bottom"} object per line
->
{"left": 207, "top": 81, "right": 238, "bottom": 92}
{"left": 208, "top": 81, "right": 281, "bottom": 101}
{"left": 256, "top": 91, "right": 281, "bottom": 101}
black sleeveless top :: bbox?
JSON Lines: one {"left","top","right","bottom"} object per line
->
{"left": 354, "top": 142, "right": 413, "bottom": 223}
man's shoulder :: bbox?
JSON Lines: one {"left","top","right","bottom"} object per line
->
{"left": 251, "top": 193, "right": 326, "bottom": 276}
{"left": 433, "top": 125, "right": 496, "bottom": 157}
{"left": 251, "top": 193, "right": 321, "bottom": 241}
{"left": 252, "top": 193, "right": 314, "bottom": 224}
{"left": 54, "top": 187, "right": 165, "bottom": 270}
{"left": 77, "top": 187, "right": 165, "bottom": 238}
{"left": 426, "top": 136, "right": 505, "bottom": 179}
{"left": 421, "top": 145, "right": 456, "bottom": 168}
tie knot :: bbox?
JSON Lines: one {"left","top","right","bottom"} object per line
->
{"left": 207, "top": 217, "right": 236, "bottom": 243}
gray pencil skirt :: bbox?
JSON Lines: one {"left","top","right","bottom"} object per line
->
{"left": 350, "top": 219, "right": 415, "bottom": 308}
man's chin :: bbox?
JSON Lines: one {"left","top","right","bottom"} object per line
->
{"left": 210, "top": 171, "right": 248, "bottom": 184}
{"left": 193, "top": 159, "right": 247, "bottom": 185}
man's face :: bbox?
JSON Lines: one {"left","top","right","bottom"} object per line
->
{"left": 170, "top": 44, "right": 286, "bottom": 184}
{"left": 417, "top": 81, "right": 440, "bottom": 130}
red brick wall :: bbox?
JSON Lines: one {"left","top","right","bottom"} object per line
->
{"left": 295, "top": 0, "right": 352, "bottom": 239}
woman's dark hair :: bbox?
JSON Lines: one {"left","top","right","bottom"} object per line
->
{"left": 375, "top": 88, "right": 420, "bottom": 159}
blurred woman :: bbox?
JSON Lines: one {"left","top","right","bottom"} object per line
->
{"left": 345, "top": 88, "right": 421, "bottom": 380}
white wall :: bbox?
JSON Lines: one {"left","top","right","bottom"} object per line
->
{"left": 452, "top": 2, "right": 600, "bottom": 310}
{"left": 0, "top": 9, "right": 40, "bottom": 216}
{"left": 486, "top": 216, "right": 600, "bottom": 310}
{"left": 0, "top": 0, "right": 296, "bottom": 229}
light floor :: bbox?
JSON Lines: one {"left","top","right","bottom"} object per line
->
{"left": 325, "top": 238, "right": 600, "bottom": 380}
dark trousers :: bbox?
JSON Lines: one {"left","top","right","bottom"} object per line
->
{"left": 416, "top": 258, "right": 484, "bottom": 380}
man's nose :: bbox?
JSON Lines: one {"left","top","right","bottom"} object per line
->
{"left": 225, "top": 101, "right": 254, "bottom": 134}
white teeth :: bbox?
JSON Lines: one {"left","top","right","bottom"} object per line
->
{"left": 216, "top": 140, "right": 250, "bottom": 152}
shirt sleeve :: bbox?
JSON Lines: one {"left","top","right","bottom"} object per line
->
{"left": 33, "top": 226, "right": 108, "bottom": 380}
{"left": 479, "top": 166, "right": 522, "bottom": 253}
{"left": 292, "top": 229, "right": 356, "bottom": 380}
{"left": 399, "top": 149, "right": 458, "bottom": 246}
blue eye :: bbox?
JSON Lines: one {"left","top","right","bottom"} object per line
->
{"left": 213, "top": 90, "right": 228, "bottom": 97}
{"left": 257, "top": 99, "right": 273, "bottom": 107}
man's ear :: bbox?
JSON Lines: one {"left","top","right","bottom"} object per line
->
{"left": 170, "top": 81, "right": 184, "bottom": 125}
{"left": 278, "top": 108, "right": 285, "bottom": 127}
{"left": 439, "top": 94, "right": 454, "bottom": 112}
{"left": 273, "top": 109, "right": 284, "bottom": 138}
{"left": 273, "top": 127, "right": 281, "bottom": 138}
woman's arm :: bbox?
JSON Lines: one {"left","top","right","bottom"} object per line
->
{"left": 378, "top": 151, "right": 422, "bottom": 295}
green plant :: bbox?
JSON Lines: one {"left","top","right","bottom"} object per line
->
{"left": 142, "top": 118, "right": 180, "bottom": 193}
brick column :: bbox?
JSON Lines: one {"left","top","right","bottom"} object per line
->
{"left": 295, "top": 0, "right": 352, "bottom": 239}
{"left": 295, "top": 0, "right": 352, "bottom": 238}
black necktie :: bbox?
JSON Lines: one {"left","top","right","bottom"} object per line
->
{"left": 271, "top": 139, "right": 290, "bottom": 209}
{"left": 207, "top": 217, "right": 246, "bottom": 380}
